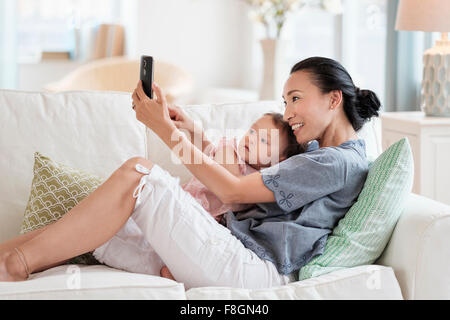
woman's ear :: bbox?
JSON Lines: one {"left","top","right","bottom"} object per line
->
{"left": 329, "top": 90, "right": 342, "bottom": 110}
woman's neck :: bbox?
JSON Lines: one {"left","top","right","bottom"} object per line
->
{"left": 318, "top": 114, "right": 359, "bottom": 148}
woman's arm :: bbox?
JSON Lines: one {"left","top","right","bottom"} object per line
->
{"left": 132, "top": 81, "right": 275, "bottom": 204}
{"left": 164, "top": 127, "right": 275, "bottom": 204}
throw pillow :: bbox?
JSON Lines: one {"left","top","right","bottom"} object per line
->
{"left": 298, "top": 137, "right": 414, "bottom": 280}
{"left": 21, "top": 152, "right": 106, "bottom": 265}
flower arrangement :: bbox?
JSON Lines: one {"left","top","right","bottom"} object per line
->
{"left": 243, "top": 0, "right": 343, "bottom": 39}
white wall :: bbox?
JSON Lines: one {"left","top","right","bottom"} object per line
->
{"left": 121, "top": 0, "right": 255, "bottom": 98}
{"left": 0, "top": 0, "right": 17, "bottom": 89}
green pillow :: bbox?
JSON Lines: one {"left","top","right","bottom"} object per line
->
{"left": 22, "top": 152, "right": 105, "bottom": 265}
{"left": 299, "top": 138, "right": 414, "bottom": 280}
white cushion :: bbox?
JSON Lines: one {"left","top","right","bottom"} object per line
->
{"left": 0, "top": 265, "right": 186, "bottom": 299}
{"left": 146, "top": 101, "right": 382, "bottom": 185}
{"left": 186, "top": 265, "right": 403, "bottom": 300}
{"left": 186, "top": 265, "right": 402, "bottom": 300}
{"left": 0, "top": 89, "right": 147, "bottom": 243}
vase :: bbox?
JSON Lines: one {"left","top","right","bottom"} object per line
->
{"left": 259, "top": 38, "right": 289, "bottom": 101}
{"left": 420, "top": 39, "right": 450, "bottom": 117}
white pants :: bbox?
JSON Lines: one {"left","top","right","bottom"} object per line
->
{"left": 93, "top": 163, "right": 293, "bottom": 290}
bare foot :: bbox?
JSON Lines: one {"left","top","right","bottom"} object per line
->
{"left": 160, "top": 265, "right": 176, "bottom": 281}
{"left": 0, "top": 251, "right": 29, "bottom": 281}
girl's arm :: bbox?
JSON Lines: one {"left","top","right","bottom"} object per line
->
{"left": 132, "top": 81, "right": 275, "bottom": 204}
{"left": 212, "top": 143, "right": 243, "bottom": 178}
{"left": 168, "top": 104, "right": 213, "bottom": 153}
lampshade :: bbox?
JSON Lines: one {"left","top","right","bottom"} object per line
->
{"left": 395, "top": 0, "right": 450, "bottom": 32}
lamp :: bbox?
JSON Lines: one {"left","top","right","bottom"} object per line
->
{"left": 395, "top": 0, "right": 450, "bottom": 117}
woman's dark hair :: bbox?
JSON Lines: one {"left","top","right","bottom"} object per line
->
{"left": 264, "top": 112, "right": 308, "bottom": 158}
{"left": 290, "top": 56, "right": 381, "bottom": 131}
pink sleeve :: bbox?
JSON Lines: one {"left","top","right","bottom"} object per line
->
{"left": 231, "top": 137, "right": 248, "bottom": 175}
{"left": 216, "top": 137, "right": 247, "bottom": 175}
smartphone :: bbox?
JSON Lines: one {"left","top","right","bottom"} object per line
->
{"left": 140, "top": 55, "right": 154, "bottom": 99}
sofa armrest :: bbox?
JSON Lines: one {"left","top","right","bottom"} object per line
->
{"left": 376, "top": 193, "right": 450, "bottom": 300}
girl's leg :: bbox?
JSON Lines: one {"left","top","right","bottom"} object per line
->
{"left": 0, "top": 157, "right": 154, "bottom": 281}
{"left": 160, "top": 266, "right": 175, "bottom": 280}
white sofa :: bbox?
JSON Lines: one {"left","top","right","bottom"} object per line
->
{"left": 0, "top": 89, "right": 449, "bottom": 300}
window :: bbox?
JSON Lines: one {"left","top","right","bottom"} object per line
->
{"left": 264, "top": 0, "right": 388, "bottom": 107}
{"left": 17, "top": 0, "right": 120, "bottom": 62}
{"left": 351, "top": 0, "right": 387, "bottom": 108}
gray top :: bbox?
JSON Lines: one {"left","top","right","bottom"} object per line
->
{"left": 225, "top": 139, "right": 369, "bottom": 275}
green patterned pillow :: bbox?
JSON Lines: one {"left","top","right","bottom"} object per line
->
{"left": 22, "top": 152, "right": 106, "bottom": 265}
{"left": 299, "top": 138, "right": 414, "bottom": 280}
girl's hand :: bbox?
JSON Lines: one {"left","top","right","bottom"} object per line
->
{"left": 169, "top": 104, "right": 212, "bottom": 153}
{"left": 132, "top": 81, "right": 174, "bottom": 134}
{"left": 167, "top": 104, "right": 196, "bottom": 133}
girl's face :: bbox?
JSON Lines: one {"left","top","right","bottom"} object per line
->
{"left": 282, "top": 71, "right": 335, "bottom": 145}
{"left": 237, "top": 115, "right": 288, "bottom": 169}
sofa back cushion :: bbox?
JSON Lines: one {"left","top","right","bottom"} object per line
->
{"left": 0, "top": 90, "right": 147, "bottom": 243}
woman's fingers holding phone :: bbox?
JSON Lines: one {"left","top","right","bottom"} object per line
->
{"left": 132, "top": 91, "right": 139, "bottom": 105}
{"left": 135, "top": 81, "right": 149, "bottom": 101}
{"left": 132, "top": 82, "right": 144, "bottom": 110}
{"left": 152, "top": 82, "right": 167, "bottom": 106}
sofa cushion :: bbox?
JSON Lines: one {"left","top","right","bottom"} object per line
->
{"left": 21, "top": 152, "right": 105, "bottom": 234}
{"left": 0, "top": 265, "right": 186, "bottom": 300}
{"left": 299, "top": 138, "right": 414, "bottom": 280}
{"left": 21, "top": 151, "right": 105, "bottom": 264}
{"left": 186, "top": 265, "right": 403, "bottom": 300}
{"left": 0, "top": 90, "right": 147, "bottom": 243}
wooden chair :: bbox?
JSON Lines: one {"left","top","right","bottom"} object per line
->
{"left": 44, "top": 57, "right": 194, "bottom": 104}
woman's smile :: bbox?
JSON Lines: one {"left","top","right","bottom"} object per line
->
{"left": 291, "top": 122, "right": 304, "bottom": 136}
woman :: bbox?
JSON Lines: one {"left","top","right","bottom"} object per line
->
{"left": 0, "top": 57, "right": 380, "bottom": 289}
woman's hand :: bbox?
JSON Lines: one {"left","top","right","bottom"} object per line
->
{"left": 132, "top": 81, "right": 175, "bottom": 135}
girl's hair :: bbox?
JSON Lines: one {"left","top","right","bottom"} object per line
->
{"left": 264, "top": 112, "right": 308, "bottom": 158}
{"left": 290, "top": 56, "right": 381, "bottom": 131}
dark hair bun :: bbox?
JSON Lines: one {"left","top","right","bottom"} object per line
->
{"left": 355, "top": 87, "right": 381, "bottom": 120}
